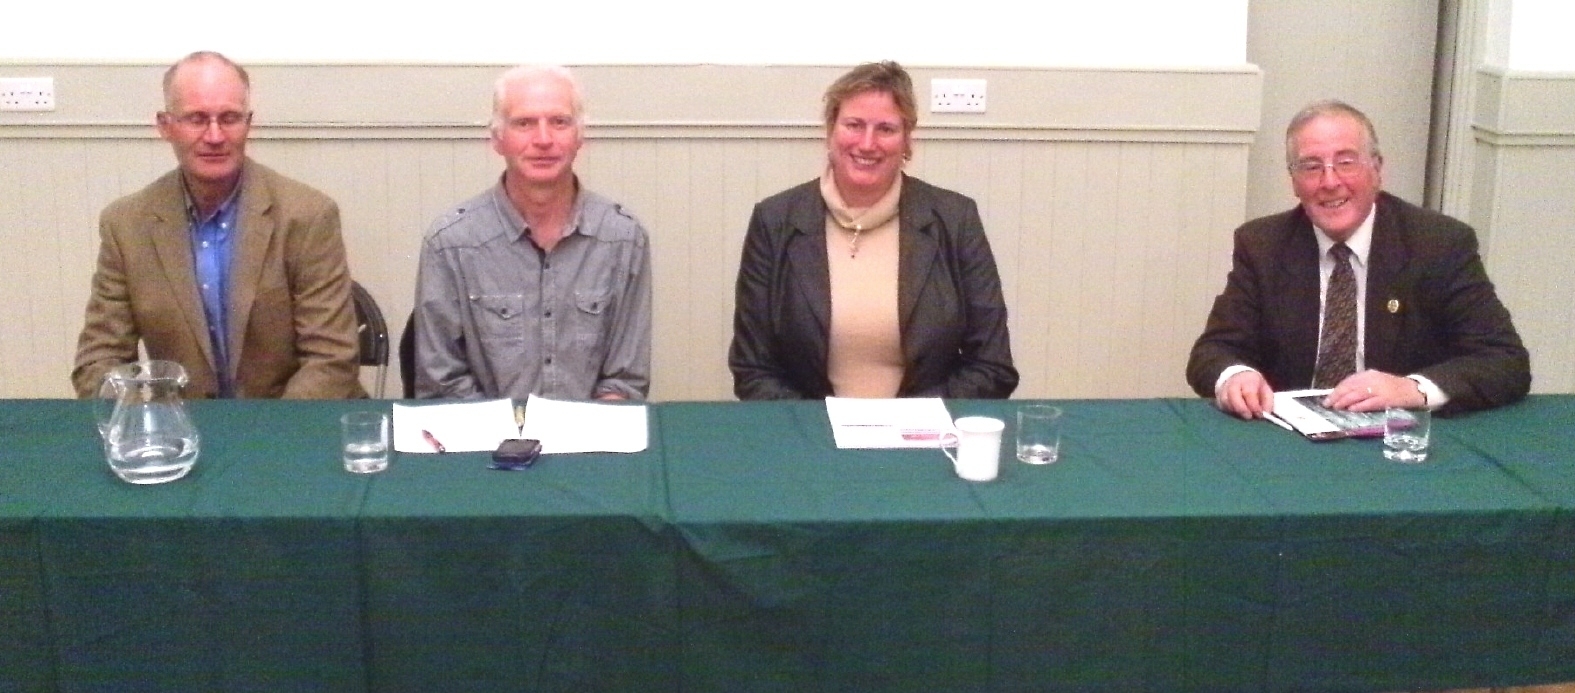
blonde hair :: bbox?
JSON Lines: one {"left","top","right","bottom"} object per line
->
{"left": 822, "top": 61, "right": 918, "bottom": 136}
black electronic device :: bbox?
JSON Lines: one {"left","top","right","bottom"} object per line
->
{"left": 491, "top": 438, "right": 542, "bottom": 470}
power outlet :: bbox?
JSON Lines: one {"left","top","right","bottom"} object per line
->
{"left": 930, "top": 78, "right": 986, "bottom": 113}
{"left": 0, "top": 77, "right": 56, "bottom": 112}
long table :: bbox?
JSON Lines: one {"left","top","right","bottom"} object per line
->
{"left": 3, "top": 397, "right": 1573, "bottom": 692}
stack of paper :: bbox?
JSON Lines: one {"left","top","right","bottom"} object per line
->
{"left": 392, "top": 395, "right": 648, "bottom": 454}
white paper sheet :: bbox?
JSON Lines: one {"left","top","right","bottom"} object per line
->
{"left": 392, "top": 398, "right": 517, "bottom": 453}
{"left": 520, "top": 394, "right": 648, "bottom": 454}
{"left": 824, "top": 397, "right": 955, "bottom": 449}
{"left": 392, "top": 395, "right": 649, "bottom": 454}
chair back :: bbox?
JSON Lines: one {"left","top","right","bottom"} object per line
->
{"left": 349, "top": 281, "right": 390, "bottom": 398}
{"left": 398, "top": 312, "right": 416, "bottom": 399}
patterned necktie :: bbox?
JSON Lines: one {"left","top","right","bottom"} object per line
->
{"left": 1313, "top": 243, "right": 1357, "bottom": 388}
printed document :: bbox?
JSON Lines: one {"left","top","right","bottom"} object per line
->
{"left": 1268, "top": 389, "right": 1386, "bottom": 439}
{"left": 824, "top": 397, "right": 955, "bottom": 449}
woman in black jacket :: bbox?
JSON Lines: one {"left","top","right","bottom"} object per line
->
{"left": 728, "top": 61, "right": 1017, "bottom": 400}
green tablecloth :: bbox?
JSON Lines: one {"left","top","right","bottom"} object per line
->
{"left": 2, "top": 397, "right": 1573, "bottom": 692}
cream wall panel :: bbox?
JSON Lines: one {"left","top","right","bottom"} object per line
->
{"left": 1245, "top": 0, "right": 1437, "bottom": 220}
{"left": 1001, "top": 145, "right": 1056, "bottom": 399}
{"left": 0, "top": 142, "right": 18, "bottom": 394}
{"left": 1473, "top": 142, "right": 1575, "bottom": 393}
{"left": 0, "top": 141, "right": 34, "bottom": 395}
{"left": 1, "top": 138, "right": 166, "bottom": 396}
{"left": 1470, "top": 70, "right": 1575, "bottom": 394}
{"left": 0, "top": 63, "right": 1259, "bottom": 401}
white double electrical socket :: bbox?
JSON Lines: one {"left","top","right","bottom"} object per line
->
{"left": 0, "top": 77, "right": 56, "bottom": 112}
{"left": 930, "top": 78, "right": 987, "bottom": 114}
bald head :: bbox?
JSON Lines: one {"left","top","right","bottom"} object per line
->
{"left": 163, "top": 51, "right": 250, "bottom": 112}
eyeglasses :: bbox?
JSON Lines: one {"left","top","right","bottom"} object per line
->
{"left": 162, "top": 110, "right": 251, "bottom": 131}
{"left": 1288, "top": 155, "right": 1370, "bottom": 181}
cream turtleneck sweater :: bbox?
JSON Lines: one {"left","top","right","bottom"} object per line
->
{"left": 821, "top": 170, "right": 903, "bottom": 398}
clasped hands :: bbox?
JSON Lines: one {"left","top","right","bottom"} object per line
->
{"left": 1216, "top": 369, "right": 1426, "bottom": 420}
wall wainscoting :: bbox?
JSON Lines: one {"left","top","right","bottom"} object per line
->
{"left": 1, "top": 63, "right": 1263, "bottom": 400}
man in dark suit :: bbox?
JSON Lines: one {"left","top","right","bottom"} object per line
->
{"left": 1187, "top": 100, "right": 1528, "bottom": 418}
{"left": 72, "top": 51, "right": 364, "bottom": 399}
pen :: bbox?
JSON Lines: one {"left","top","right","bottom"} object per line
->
{"left": 514, "top": 405, "right": 526, "bottom": 438}
{"left": 421, "top": 429, "right": 447, "bottom": 454}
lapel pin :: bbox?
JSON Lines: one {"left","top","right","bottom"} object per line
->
{"left": 1387, "top": 298, "right": 1401, "bottom": 314}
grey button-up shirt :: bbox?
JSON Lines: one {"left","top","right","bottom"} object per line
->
{"left": 414, "top": 181, "right": 652, "bottom": 400}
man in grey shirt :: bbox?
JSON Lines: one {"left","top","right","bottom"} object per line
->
{"left": 414, "top": 65, "right": 652, "bottom": 400}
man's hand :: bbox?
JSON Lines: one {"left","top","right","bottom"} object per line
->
{"left": 1322, "top": 370, "right": 1426, "bottom": 412}
{"left": 1216, "top": 370, "right": 1275, "bottom": 420}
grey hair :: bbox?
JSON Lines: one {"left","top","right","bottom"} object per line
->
{"left": 489, "top": 65, "right": 584, "bottom": 133}
{"left": 1284, "top": 99, "right": 1381, "bottom": 167}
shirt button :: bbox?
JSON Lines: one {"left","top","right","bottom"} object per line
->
{"left": 201, "top": 283, "right": 210, "bottom": 290}
{"left": 201, "top": 241, "right": 210, "bottom": 248}
{"left": 545, "top": 311, "right": 552, "bottom": 318}
{"left": 545, "top": 357, "right": 553, "bottom": 365}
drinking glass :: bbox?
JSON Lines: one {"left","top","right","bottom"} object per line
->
{"left": 342, "top": 411, "right": 390, "bottom": 474}
{"left": 1383, "top": 406, "right": 1430, "bottom": 463}
{"left": 1016, "top": 404, "right": 1062, "bottom": 464}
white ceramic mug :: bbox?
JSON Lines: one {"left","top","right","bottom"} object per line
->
{"left": 940, "top": 416, "right": 1004, "bottom": 482}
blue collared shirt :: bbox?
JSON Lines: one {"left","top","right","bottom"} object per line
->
{"left": 186, "top": 179, "right": 243, "bottom": 398}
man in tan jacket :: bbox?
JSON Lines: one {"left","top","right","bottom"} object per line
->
{"left": 72, "top": 51, "right": 364, "bottom": 399}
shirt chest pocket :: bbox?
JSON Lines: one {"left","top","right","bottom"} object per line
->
{"left": 470, "top": 293, "right": 527, "bottom": 341}
{"left": 570, "top": 289, "right": 612, "bottom": 348}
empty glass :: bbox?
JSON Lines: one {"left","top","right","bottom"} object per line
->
{"left": 1016, "top": 404, "right": 1063, "bottom": 464}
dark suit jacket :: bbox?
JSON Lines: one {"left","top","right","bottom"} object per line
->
{"left": 729, "top": 175, "right": 1018, "bottom": 400}
{"left": 72, "top": 160, "right": 366, "bottom": 399}
{"left": 1186, "top": 192, "right": 1529, "bottom": 414}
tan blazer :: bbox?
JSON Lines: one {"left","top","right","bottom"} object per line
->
{"left": 72, "top": 160, "right": 366, "bottom": 399}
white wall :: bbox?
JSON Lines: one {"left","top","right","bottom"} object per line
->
{"left": 1245, "top": 1, "right": 1438, "bottom": 219}
{"left": 4, "top": 1, "right": 1246, "bottom": 67}
{"left": 1486, "top": 0, "right": 1575, "bottom": 70}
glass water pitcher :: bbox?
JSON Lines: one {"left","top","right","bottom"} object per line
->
{"left": 96, "top": 360, "right": 201, "bottom": 484}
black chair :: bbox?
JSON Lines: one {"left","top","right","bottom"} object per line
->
{"left": 348, "top": 281, "right": 389, "bottom": 398}
{"left": 398, "top": 312, "right": 416, "bottom": 399}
